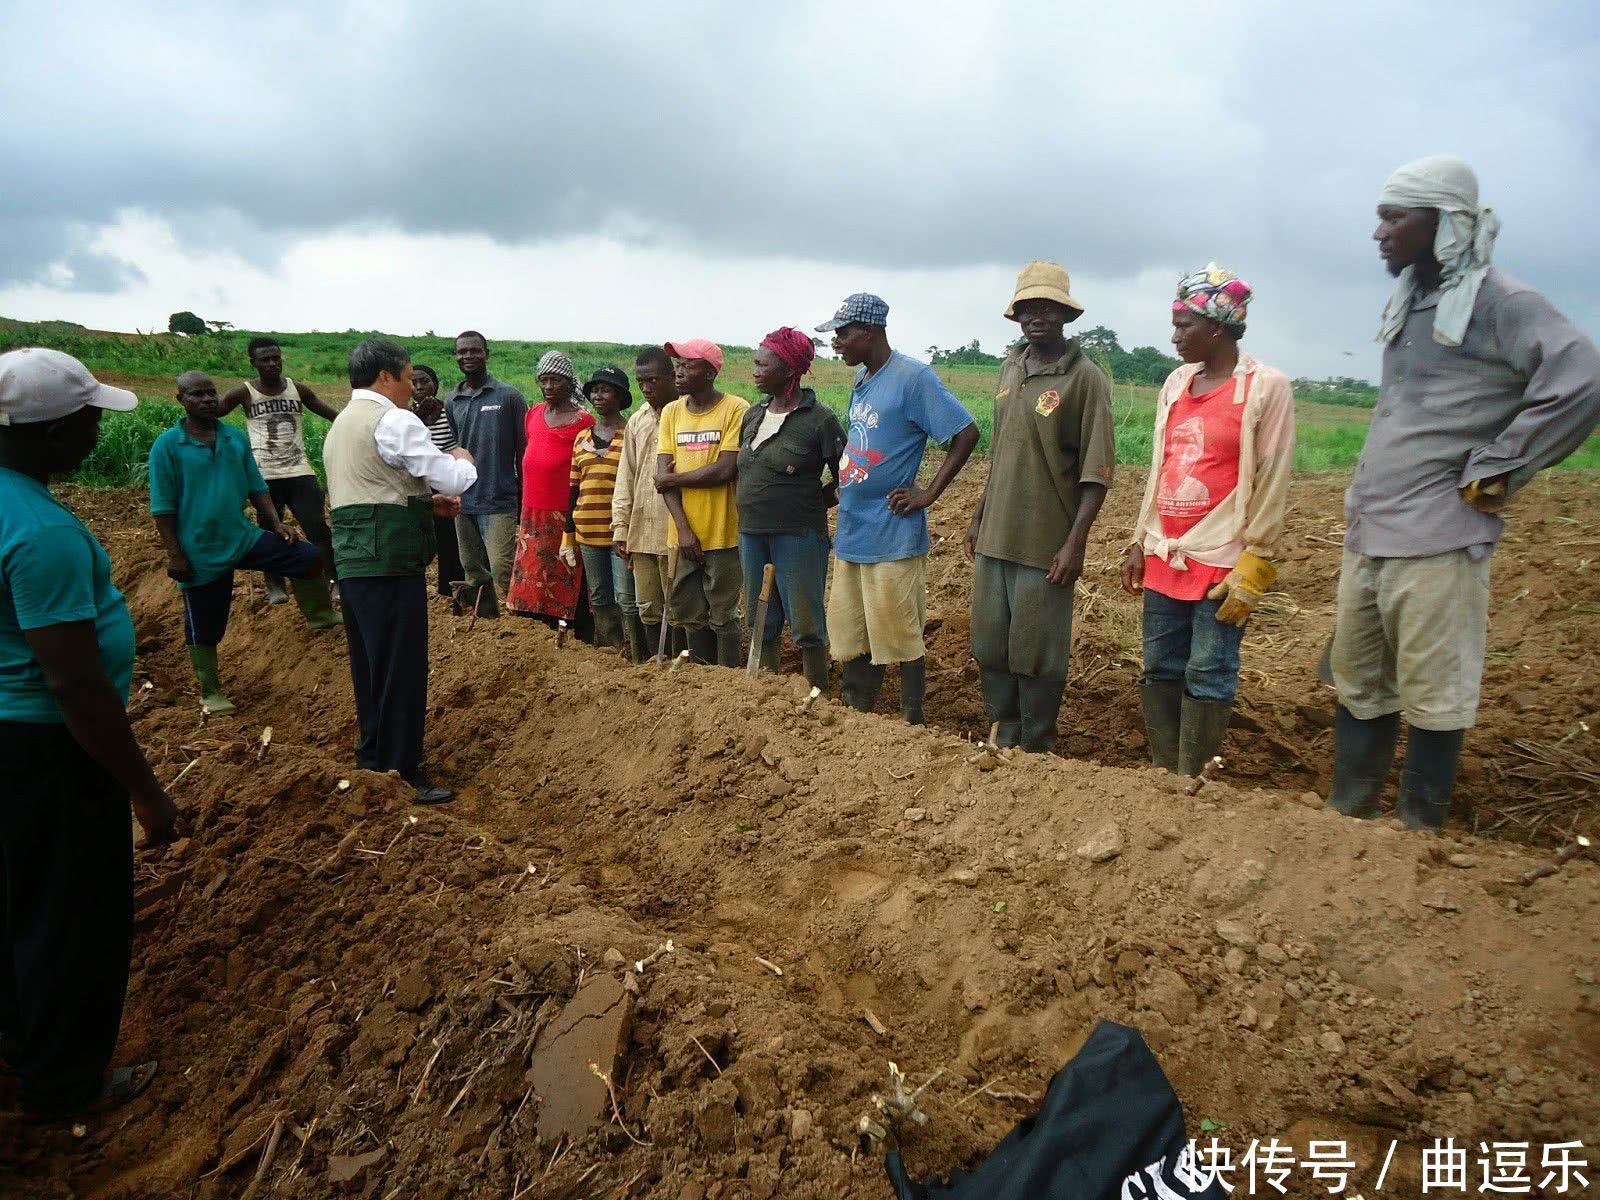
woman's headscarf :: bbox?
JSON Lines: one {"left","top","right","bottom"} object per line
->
{"left": 759, "top": 327, "right": 814, "bottom": 397}
{"left": 1377, "top": 155, "right": 1500, "bottom": 348}
{"left": 1173, "top": 263, "right": 1251, "bottom": 330}
{"left": 535, "top": 349, "right": 579, "bottom": 398}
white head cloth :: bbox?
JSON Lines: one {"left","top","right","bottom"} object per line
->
{"left": 1376, "top": 155, "right": 1501, "bottom": 348}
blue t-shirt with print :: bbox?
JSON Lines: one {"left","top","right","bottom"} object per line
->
{"left": 834, "top": 351, "right": 975, "bottom": 563}
{"left": 0, "top": 468, "right": 136, "bottom": 722}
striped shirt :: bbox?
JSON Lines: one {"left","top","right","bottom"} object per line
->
{"left": 570, "top": 427, "right": 624, "bottom": 546}
{"left": 427, "top": 410, "right": 457, "bottom": 452}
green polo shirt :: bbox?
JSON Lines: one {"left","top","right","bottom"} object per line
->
{"left": 735, "top": 388, "right": 848, "bottom": 536}
{"left": 975, "top": 341, "right": 1116, "bottom": 571}
{"left": 0, "top": 468, "right": 136, "bottom": 722}
{"left": 148, "top": 419, "right": 269, "bottom": 589}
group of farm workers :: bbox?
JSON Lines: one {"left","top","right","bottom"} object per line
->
{"left": 0, "top": 153, "right": 1597, "bottom": 1119}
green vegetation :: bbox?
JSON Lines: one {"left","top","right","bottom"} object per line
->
{"left": 2, "top": 317, "right": 1594, "bottom": 487}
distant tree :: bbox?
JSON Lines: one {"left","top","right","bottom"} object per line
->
{"left": 930, "top": 338, "right": 1001, "bottom": 367}
{"left": 167, "top": 311, "right": 208, "bottom": 337}
{"left": 1077, "top": 325, "right": 1124, "bottom": 356}
{"left": 206, "top": 318, "right": 235, "bottom": 333}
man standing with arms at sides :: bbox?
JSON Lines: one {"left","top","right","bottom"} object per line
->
{"left": 220, "top": 336, "right": 341, "bottom": 604}
{"left": 818, "top": 293, "right": 980, "bottom": 723}
{"left": 964, "top": 263, "right": 1114, "bottom": 753}
{"left": 0, "top": 348, "right": 179, "bottom": 1120}
{"left": 655, "top": 339, "right": 748, "bottom": 666}
{"left": 445, "top": 331, "right": 526, "bottom": 617}
{"left": 615, "top": 346, "right": 679, "bottom": 660}
{"left": 324, "top": 339, "right": 477, "bottom": 805}
{"left": 1329, "top": 155, "right": 1600, "bottom": 831}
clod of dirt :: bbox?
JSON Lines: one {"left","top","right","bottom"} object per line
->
{"left": 327, "top": 1147, "right": 386, "bottom": 1188}
{"left": 1075, "top": 820, "right": 1124, "bottom": 863}
{"left": 528, "top": 973, "right": 634, "bottom": 1144}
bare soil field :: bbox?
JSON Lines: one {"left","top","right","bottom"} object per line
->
{"left": 0, "top": 472, "right": 1596, "bottom": 1199}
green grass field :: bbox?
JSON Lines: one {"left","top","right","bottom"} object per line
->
{"left": 3, "top": 318, "right": 1595, "bottom": 486}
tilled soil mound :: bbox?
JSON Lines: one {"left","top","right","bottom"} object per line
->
{"left": 1, "top": 483, "right": 1597, "bottom": 1200}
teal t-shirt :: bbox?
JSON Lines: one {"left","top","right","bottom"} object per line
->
{"left": 148, "top": 420, "right": 268, "bottom": 589}
{"left": 0, "top": 468, "right": 136, "bottom": 723}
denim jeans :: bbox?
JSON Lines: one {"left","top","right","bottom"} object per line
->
{"left": 579, "top": 544, "right": 633, "bottom": 613}
{"left": 1142, "top": 590, "right": 1246, "bottom": 703}
{"left": 739, "top": 528, "right": 830, "bottom": 649}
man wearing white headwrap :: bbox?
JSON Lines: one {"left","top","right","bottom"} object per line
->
{"left": 1328, "top": 155, "right": 1600, "bottom": 832}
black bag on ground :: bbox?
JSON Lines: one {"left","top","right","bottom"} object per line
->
{"left": 885, "top": 1021, "right": 1225, "bottom": 1199}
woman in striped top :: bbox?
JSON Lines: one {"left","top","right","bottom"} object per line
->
{"left": 565, "top": 367, "right": 633, "bottom": 651}
{"left": 409, "top": 365, "right": 464, "bottom": 598}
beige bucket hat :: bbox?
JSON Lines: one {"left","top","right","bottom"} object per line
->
{"left": 1003, "top": 260, "right": 1084, "bottom": 320}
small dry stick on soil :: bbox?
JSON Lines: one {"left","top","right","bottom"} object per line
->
{"left": 310, "top": 826, "right": 363, "bottom": 879}
{"left": 588, "top": 1062, "right": 651, "bottom": 1147}
{"left": 1515, "top": 835, "right": 1592, "bottom": 886}
{"left": 238, "top": 1115, "right": 285, "bottom": 1200}
{"left": 634, "top": 940, "right": 674, "bottom": 974}
{"left": 862, "top": 1009, "right": 889, "bottom": 1036}
{"left": 557, "top": 619, "right": 569, "bottom": 648}
{"left": 689, "top": 1034, "right": 723, "bottom": 1075}
{"left": 875, "top": 1062, "right": 943, "bottom": 1128}
{"left": 1186, "top": 756, "right": 1225, "bottom": 796}
{"left": 803, "top": 685, "right": 823, "bottom": 711}
{"left": 753, "top": 955, "right": 784, "bottom": 977}
{"left": 669, "top": 648, "right": 691, "bottom": 671}
{"left": 257, "top": 726, "right": 273, "bottom": 760}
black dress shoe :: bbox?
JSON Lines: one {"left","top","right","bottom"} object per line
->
{"left": 409, "top": 777, "right": 454, "bottom": 805}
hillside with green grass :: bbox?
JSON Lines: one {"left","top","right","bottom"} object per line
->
{"left": 3, "top": 318, "right": 1594, "bottom": 487}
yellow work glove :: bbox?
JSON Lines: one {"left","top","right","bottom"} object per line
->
{"left": 1461, "top": 477, "right": 1507, "bottom": 513}
{"left": 1206, "top": 551, "right": 1276, "bottom": 626}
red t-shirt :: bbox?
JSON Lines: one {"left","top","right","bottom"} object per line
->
{"left": 521, "top": 404, "right": 594, "bottom": 513}
{"left": 1143, "top": 376, "right": 1248, "bottom": 601}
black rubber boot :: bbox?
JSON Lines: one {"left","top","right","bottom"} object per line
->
{"left": 1326, "top": 706, "right": 1401, "bottom": 819}
{"left": 980, "top": 668, "right": 1022, "bottom": 748}
{"left": 593, "top": 604, "right": 625, "bottom": 649}
{"left": 800, "top": 646, "right": 830, "bottom": 692}
{"left": 1396, "top": 727, "right": 1465, "bottom": 832}
{"left": 899, "top": 657, "right": 927, "bottom": 725}
{"left": 1177, "top": 695, "right": 1232, "bottom": 776}
{"left": 1139, "top": 679, "right": 1183, "bottom": 772}
{"left": 712, "top": 623, "right": 743, "bottom": 668}
{"left": 625, "top": 614, "right": 649, "bottom": 663}
{"left": 839, "top": 655, "right": 885, "bottom": 713}
{"left": 687, "top": 628, "right": 717, "bottom": 665}
{"left": 1018, "top": 674, "right": 1065, "bottom": 753}
{"left": 757, "top": 638, "right": 782, "bottom": 673}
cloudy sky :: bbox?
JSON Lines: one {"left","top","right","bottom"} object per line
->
{"left": 3, "top": 1, "right": 1597, "bottom": 380}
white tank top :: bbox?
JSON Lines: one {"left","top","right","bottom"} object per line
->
{"left": 243, "top": 377, "right": 312, "bottom": 480}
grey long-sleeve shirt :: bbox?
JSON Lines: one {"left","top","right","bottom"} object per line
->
{"left": 1346, "top": 268, "right": 1600, "bottom": 559}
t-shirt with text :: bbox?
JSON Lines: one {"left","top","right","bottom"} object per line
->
{"left": 243, "top": 377, "right": 313, "bottom": 480}
{"left": 835, "top": 352, "right": 975, "bottom": 563}
{"left": 656, "top": 392, "right": 749, "bottom": 551}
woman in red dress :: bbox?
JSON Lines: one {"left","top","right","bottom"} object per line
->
{"left": 507, "top": 350, "right": 594, "bottom": 625}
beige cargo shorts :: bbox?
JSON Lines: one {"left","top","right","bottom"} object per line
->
{"left": 1330, "top": 548, "right": 1491, "bottom": 730}
{"left": 826, "top": 555, "right": 927, "bottom": 665}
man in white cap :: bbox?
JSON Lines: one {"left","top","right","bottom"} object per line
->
{"left": 964, "top": 263, "right": 1115, "bottom": 753}
{"left": 1328, "top": 155, "right": 1600, "bottom": 831}
{"left": 0, "top": 348, "right": 180, "bottom": 1119}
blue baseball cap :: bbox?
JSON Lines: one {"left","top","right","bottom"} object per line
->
{"left": 815, "top": 293, "right": 889, "bottom": 333}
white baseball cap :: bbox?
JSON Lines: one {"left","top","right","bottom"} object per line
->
{"left": 0, "top": 347, "right": 138, "bottom": 426}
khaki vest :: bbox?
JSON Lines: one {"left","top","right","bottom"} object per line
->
{"left": 324, "top": 393, "right": 436, "bottom": 578}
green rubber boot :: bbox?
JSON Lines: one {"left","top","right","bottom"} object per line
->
{"left": 188, "top": 645, "right": 237, "bottom": 716}
{"left": 625, "top": 614, "right": 650, "bottom": 663}
{"left": 289, "top": 575, "right": 342, "bottom": 630}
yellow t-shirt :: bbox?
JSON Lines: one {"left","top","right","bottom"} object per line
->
{"left": 656, "top": 392, "right": 749, "bottom": 551}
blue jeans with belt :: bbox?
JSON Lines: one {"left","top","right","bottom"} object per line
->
{"left": 1142, "top": 590, "right": 1246, "bottom": 702}
{"left": 738, "top": 528, "right": 830, "bottom": 649}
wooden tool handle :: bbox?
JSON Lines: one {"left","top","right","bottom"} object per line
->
{"left": 759, "top": 562, "right": 776, "bottom": 602}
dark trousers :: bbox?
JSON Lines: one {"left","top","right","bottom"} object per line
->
{"left": 1142, "top": 590, "right": 1245, "bottom": 703}
{"left": 341, "top": 574, "right": 429, "bottom": 780}
{"left": 0, "top": 721, "right": 133, "bottom": 1116}
{"left": 260, "top": 474, "right": 335, "bottom": 580}
{"left": 434, "top": 516, "right": 464, "bottom": 598}
{"left": 182, "top": 530, "right": 324, "bottom": 646}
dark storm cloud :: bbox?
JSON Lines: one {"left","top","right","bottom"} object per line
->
{"left": 4, "top": 0, "right": 1598, "bottom": 348}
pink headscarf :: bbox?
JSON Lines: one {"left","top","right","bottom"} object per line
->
{"left": 759, "top": 326, "right": 814, "bottom": 396}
